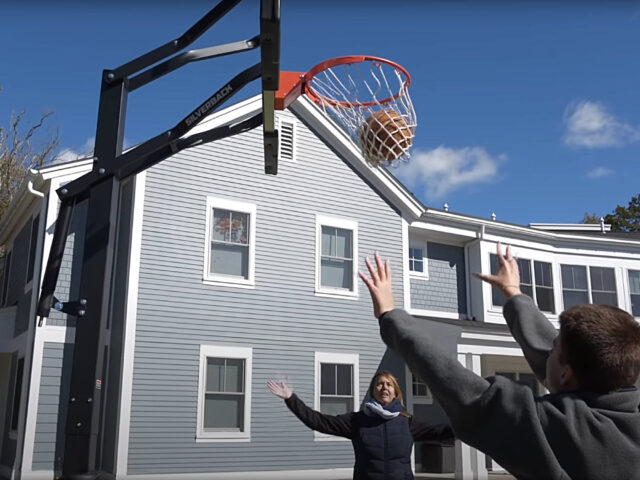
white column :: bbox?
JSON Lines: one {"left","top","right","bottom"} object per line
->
{"left": 454, "top": 353, "right": 488, "bottom": 480}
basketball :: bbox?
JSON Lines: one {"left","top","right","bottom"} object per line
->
{"left": 360, "top": 110, "right": 414, "bottom": 164}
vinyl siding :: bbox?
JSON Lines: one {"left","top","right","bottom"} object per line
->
{"left": 32, "top": 342, "right": 72, "bottom": 471}
{"left": 410, "top": 242, "right": 467, "bottom": 314}
{"left": 127, "top": 109, "right": 405, "bottom": 474}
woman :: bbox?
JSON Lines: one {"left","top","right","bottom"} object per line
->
{"left": 268, "top": 371, "right": 454, "bottom": 480}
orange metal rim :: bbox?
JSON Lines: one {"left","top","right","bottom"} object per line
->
{"left": 303, "top": 55, "right": 412, "bottom": 108}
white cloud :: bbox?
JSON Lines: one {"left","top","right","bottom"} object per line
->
{"left": 54, "top": 137, "right": 95, "bottom": 164}
{"left": 587, "top": 167, "right": 614, "bottom": 179}
{"left": 394, "top": 146, "right": 503, "bottom": 199}
{"left": 52, "top": 136, "right": 135, "bottom": 165}
{"left": 563, "top": 100, "right": 640, "bottom": 148}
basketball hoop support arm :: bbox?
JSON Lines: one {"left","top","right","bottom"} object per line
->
{"left": 34, "top": 1, "right": 280, "bottom": 479}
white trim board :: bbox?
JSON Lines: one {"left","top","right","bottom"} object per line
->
{"left": 117, "top": 172, "right": 146, "bottom": 476}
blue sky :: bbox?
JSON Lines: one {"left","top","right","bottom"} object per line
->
{"left": 2, "top": 0, "right": 640, "bottom": 225}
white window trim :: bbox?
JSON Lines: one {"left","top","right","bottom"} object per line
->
{"left": 408, "top": 239, "right": 429, "bottom": 279}
{"left": 203, "top": 197, "right": 256, "bottom": 288}
{"left": 315, "top": 215, "right": 358, "bottom": 298}
{"left": 196, "top": 345, "right": 253, "bottom": 442}
{"left": 405, "top": 365, "right": 433, "bottom": 406}
{"left": 278, "top": 117, "right": 297, "bottom": 163}
{"left": 627, "top": 269, "right": 640, "bottom": 318}
{"left": 314, "top": 351, "right": 359, "bottom": 441}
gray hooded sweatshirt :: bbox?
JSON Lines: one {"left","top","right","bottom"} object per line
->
{"left": 379, "top": 294, "right": 640, "bottom": 480}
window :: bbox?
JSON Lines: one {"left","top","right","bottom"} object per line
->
{"left": 534, "top": 261, "right": 555, "bottom": 313}
{"left": 204, "top": 198, "right": 256, "bottom": 286}
{"left": 278, "top": 118, "right": 296, "bottom": 162}
{"left": 409, "top": 240, "right": 428, "bottom": 277}
{"left": 315, "top": 352, "right": 359, "bottom": 439}
{"left": 589, "top": 267, "right": 617, "bottom": 306}
{"left": 561, "top": 264, "right": 617, "bottom": 309}
{"left": 561, "top": 265, "right": 589, "bottom": 309}
{"left": 11, "top": 358, "right": 24, "bottom": 431}
{"left": 316, "top": 216, "right": 358, "bottom": 296}
{"left": 629, "top": 270, "right": 640, "bottom": 317}
{"left": 490, "top": 255, "right": 555, "bottom": 313}
{"left": 1, "top": 251, "right": 11, "bottom": 307}
{"left": 26, "top": 214, "right": 40, "bottom": 285}
{"left": 411, "top": 374, "right": 432, "bottom": 402}
{"left": 197, "top": 345, "right": 252, "bottom": 441}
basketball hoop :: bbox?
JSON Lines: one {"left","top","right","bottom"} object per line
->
{"left": 296, "top": 56, "right": 417, "bottom": 167}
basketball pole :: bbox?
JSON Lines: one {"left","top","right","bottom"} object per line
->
{"left": 34, "top": 1, "right": 280, "bottom": 478}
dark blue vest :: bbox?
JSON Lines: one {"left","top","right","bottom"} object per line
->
{"left": 351, "top": 409, "right": 414, "bottom": 480}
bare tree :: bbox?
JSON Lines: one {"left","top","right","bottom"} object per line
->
{"left": 0, "top": 89, "right": 59, "bottom": 223}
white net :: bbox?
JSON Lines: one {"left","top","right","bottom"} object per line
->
{"left": 305, "top": 58, "right": 417, "bottom": 167}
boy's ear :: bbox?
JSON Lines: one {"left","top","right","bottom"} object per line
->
{"left": 560, "top": 364, "right": 578, "bottom": 389}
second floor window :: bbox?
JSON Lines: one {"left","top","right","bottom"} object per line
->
{"left": 491, "top": 255, "right": 553, "bottom": 312}
{"left": 205, "top": 198, "right": 255, "bottom": 286}
{"left": 629, "top": 270, "right": 640, "bottom": 317}
{"left": 561, "top": 264, "right": 617, "bottom": 309}
{"left": 316, "top": 216, "right": 358, "bottom": 295}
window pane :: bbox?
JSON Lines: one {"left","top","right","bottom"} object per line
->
{"left": 490, "top": 254, "right": 504, "bottom": 307}
{"left": 224, "top": 359, "right": 244, "bottom": 393}
{"left": 631, "top": 294, "right": 640, "bottom": 317}
{"left": 212, "top": 209, "right": 231, "bottom": 242}
{"left": 562, "top": 265, "right": 587, "bottom": 290}
{"left": 630, "top": 271, "right": 640, "bottom": 294}
{"left": 321, "top": 227, "right": 335, "bottom": 256}
{"left": 520, "top": 284, "right": 533, "bottom": 298}
{"left": 536, "top": 286, "right": 555, "bottom": 313}
{"left": 590, "top": 267, "right": 615, "bottom": 291}
{"left": 573, "top": 266, "right": 588, "bottom": 289}
{"left": 534, "top": 261, "right": 553, "bottom": 288}
{"left": 563, "top": 290, "right": 589, "bottom": 309}
{"left": 592, "top": 291, "right": 617, "bottom": 307}
{"left": 210, "top": 244, "right": 248, "bottom": 278}
{"left": 321, "top": 258, "right": 353, "bottom": 289}
{"left": 1, "top": 252, "right": 11, "bottom": 306}
{"left": 334, "top": 228, "right": 352, "bottom": 258}
{"left": 204, "top": 393, "right": 243, "bottom": 430}
{"left": 410, "top": 259, "right": 424, "bottom": 273}
{"left": 518, "top": 259, "right": 532, "bottom": 285}
{"left": 320, "top": 397, "right": 352, "bottom": 415}
{"left": 27, "top": 215, "right": 39, "bottom": 283}
{"left": 206, "top": 358, "right": 224, "bottom": 392}
{"left": 229, "top": 212, "right": 249, "bottom": 245}
{"left": 336, "top": 364, "right": 352, "bottom": 396}
{"left": 321, "top": 364, "right": 335, "bottom": 395}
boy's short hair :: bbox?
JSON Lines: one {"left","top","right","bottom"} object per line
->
{"left": 559, "top": 304, "right": 640, "bottom": 392}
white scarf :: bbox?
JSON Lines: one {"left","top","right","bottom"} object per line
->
{"left": 363, "top": 400, "right": 401, "bottom": 419}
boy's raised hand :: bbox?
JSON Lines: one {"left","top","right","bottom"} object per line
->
{"left": 359, "top": 252, "right": 395, "bottom": 318}
{"left": 473, "top": 242, "right": 522, "bottom": 298}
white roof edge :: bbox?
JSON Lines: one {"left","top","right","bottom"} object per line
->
{"left": 423, "top": 209, "right": 640, "bottom": 247}
{"left": 288, "top": 96, "right": 424, "bottom": 220}
{"left": 529, "top": 223, "right": 611, "bottom": 232}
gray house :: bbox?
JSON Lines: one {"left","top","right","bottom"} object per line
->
{"left": 1, "top": 94, "right": 640, "bottom": 480}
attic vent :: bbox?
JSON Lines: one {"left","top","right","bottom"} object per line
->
{"left": 279, "top": 120, "right": 295, "bottom": 161}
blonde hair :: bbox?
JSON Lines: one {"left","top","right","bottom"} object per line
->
{"left": 368, "top": 371, "right": 404, "bottom": 406}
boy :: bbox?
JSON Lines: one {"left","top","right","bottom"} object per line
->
{"left": 360, "top": 245, "right": 640, "bottom": 480}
